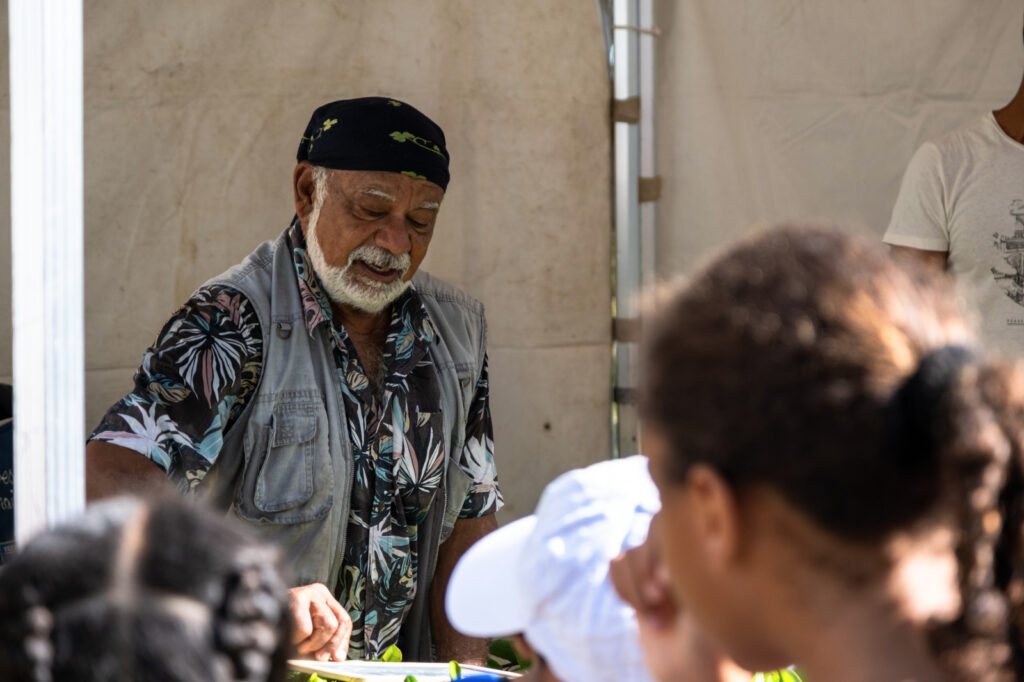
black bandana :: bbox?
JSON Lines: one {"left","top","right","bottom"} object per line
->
{"left": 296, "top": 97, "right": 450, "bottom": 190}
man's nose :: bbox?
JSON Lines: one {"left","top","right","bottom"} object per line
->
{"left": 373, "top": 214, "right": 412, "bottom": 254}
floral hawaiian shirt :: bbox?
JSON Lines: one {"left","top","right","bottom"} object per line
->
{"left": 91, "top": 220, "right": 502, "bottom": 659}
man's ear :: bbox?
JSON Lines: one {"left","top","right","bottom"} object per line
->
{"left": 686, "top": 464, "right": 742, "bottom": 570}
{"left": 293, "top": 161, "right": 316, "bottom": 227}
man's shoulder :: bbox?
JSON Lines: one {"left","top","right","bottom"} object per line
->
{"left": 898, "top": 114, "right": 1002, "bottom": 188}
{"left": 412, "top": 271, "right": 487, "bottom": 368}
{"left": 924, "top": 113, "right": 1001, "bottom": 159}
{"left": 412, "top": 270, "right": 484, "bottom": 318}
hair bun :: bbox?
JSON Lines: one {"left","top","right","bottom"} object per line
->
{"left": 888, "top": 345, "right": 977, "bottom": 464}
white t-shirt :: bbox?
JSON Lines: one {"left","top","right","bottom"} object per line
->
{"left": 884, "top": 113, "right": 1024, "bottom": 359}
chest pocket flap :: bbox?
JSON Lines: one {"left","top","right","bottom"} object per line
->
{"left": 239, "top": 401, "right": 333, "bottom": 523}
{"left": 256, "top": 411, "right": 317, "bottom": 511}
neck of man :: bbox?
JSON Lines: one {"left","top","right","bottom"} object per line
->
{"left": 333, "top": 300, "right": 391, "bottom": 400}
{"left": 994, "top": 71, "right": 1024, "bottom": 142}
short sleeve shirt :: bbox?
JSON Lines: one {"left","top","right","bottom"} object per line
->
{"left": 883, "top": 113, "right": 1024, "bottom": 358}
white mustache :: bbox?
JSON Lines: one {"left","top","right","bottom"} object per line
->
{"left": 347, "top": 245, "right": 411, "bottom": 274}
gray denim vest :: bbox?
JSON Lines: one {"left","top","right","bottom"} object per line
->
{"left": 195, "top": 228, "right": 486, "bottom": 659}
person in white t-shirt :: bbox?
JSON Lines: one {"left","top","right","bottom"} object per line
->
{"left": 883, "top": 19, "right": 1024, "bottom": 358}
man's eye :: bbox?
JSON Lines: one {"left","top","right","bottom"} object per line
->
{"left": 409, "top": 218, "right": 430, "bottom": 229}
{"left": 361, "top": 209, "right": 387, "bottom": 219}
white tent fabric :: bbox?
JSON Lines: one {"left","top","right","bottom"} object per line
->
{"left": 655, "top": 0, "right": 1024, "bottom": 275}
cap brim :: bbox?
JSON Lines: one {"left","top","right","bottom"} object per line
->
{"left": 445, "top": 515, "right": 538, "bottom": 638}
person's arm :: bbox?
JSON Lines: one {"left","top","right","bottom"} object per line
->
{"left": 883, "top": 140, "right": 952, "bottom": 269}
{"left": 86, "top": 285, "right": 263, "bottom": 499}
{"left": 431, "top": 354, "right": 502, "bottom": 663}
{"left": 888, "top": 245, "right": 948, "bottom": 272}
{"left": 86, "top": 440, "right": 172, "bottom": 501}
{"left": 430, "top": 513, "right": 497, "bottom": 664}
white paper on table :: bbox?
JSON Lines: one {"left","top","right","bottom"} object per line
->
{"left": 288, "top": 660, "right": 520, "bottom": 681}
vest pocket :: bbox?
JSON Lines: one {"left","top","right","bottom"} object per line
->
{"left": 237, "top": 402, "right": 334, "bottom": 523}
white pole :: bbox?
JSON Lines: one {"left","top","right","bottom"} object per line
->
{"left": 10, "top": 0, "right": 85, "bottom": 542}
{"left": 638, "top": 0, "right": 657, "bottom": 293}
{"left": 613, "top": 0, "right": 641, "bottom": 457}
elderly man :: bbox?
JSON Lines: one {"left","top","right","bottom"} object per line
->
{"left": 85, "top": 97, "right": 501, "bottom": 665}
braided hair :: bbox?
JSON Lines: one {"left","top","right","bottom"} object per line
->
{"left": 0, "top": 496, "right": 293, "bottom": 682}
{"left": 641, "top": 226, "right": 1024, "bottom": 680}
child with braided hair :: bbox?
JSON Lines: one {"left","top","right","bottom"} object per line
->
{"left": 0, "top": 496, "right": 293, "bottom": 681}
{"left": 632, "top": 226, "right": 1024, "bottom": 682}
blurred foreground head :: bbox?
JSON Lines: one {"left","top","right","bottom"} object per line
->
{"left": 641, "top": 227, "right": 1024, "bottom": 681}
{"left": 0, "top": 497, "right": 292, "bottom": 682}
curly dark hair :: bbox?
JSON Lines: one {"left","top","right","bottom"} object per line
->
{"left": 0, "top": 496, "right": 293, "bottom": 682}
{"left": 641, "top": 226, "right": 1024, "bottom": 681}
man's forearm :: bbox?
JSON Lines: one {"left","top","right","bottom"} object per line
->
{"left": 888, "top": 244, "right": 948, "bottom": 272}
{"left": 430, "top": 514, "right": 498, "bottom": 663}
{"left": 85, "top": 440, "right": 172, "bottom": 502}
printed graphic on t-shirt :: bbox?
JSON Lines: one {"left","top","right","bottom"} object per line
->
{"left": 991, "top": 199, "right": 1024, "bottom": 309}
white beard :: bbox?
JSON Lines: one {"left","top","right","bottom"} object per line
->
{"left": 305, "top": 211, "right": 412, "bottom": 314}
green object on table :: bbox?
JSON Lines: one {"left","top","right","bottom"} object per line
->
{"left": 449, "top": 660, "right": 462, "bottom": 680}
{"left": 286, "top": 673, "right": 322, "bottom": 682}
{"left": 380, "top": 644, "right": 404, "bottom": 663}
{"left": 485, "top": 638, "right": 530, "bottom": 673}
{"left": 752, "top": 670, "right": 805, "bottom": 682}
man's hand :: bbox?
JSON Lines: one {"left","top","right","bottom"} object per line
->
{"left": 289, "top": 583, "right": 353, "bottom": 662}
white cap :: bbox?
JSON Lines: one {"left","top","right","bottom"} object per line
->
{"left": 446, "top": 456, "right": 660, "bottom": 682}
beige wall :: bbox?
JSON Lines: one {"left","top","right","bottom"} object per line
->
{"left": 655, "top": 0, "right": 1024, "bottom": 276}
{"left": 0, "top": 5, "right": 8, "bottom": 388}
{"left": 0, "top": 1, "right": 613, "bottom": 521}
